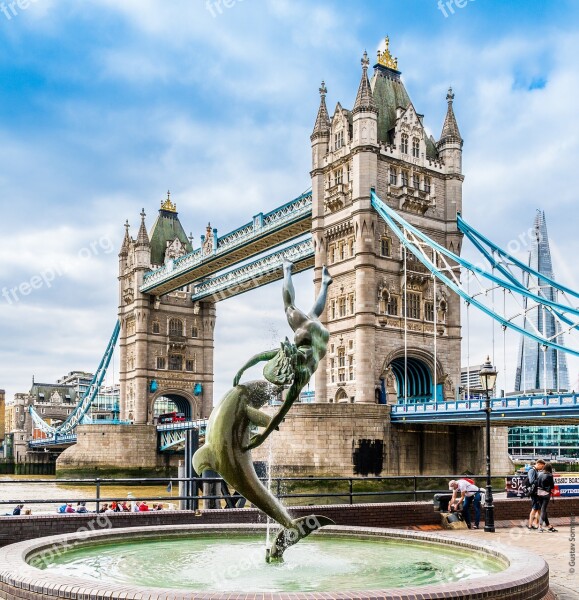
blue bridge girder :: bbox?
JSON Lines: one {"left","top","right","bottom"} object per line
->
{"left": 391, "top": 393, "right": 579, "bottom": 425}
{"left": 190, "top": 238, "right": 314, "bottom": 302}
{"left": 140, "top": 191, "right": 313, "bottom": 296}
{"left": 157, "top": 419, "right": 208, "bottom": 452}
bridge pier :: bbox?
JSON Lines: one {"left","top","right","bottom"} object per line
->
{"left": 252, "top": 404, "right": 513, "bottom": 477}
{"left": 56, "top": 424, "right": 176, "bottom": 478}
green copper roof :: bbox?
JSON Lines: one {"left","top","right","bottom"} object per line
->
{"left": 370, "top": 64, "right": 438, "bottom": 160}
{"left": 149, "top": 209, "right": 193, "bottom": 267}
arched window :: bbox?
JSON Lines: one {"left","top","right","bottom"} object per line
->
{"left": 381, "top": 237, "right": 391, "bottom": 257}
{"left": 401, "top": 133, "right": 409, "bottom": 154}
{"left": 152, "top": 321, "right": 160, "bottom": 334}
{"left": 169, "top": 319, "right": 183, "bottom": 337}
{"left": 412, "top": 137, "right": 420, "bottom": 158}
{"left": 191, "top": 325, "right": 199, "bottom": 338}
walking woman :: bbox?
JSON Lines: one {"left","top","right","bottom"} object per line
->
{"left": 537, "top": 462, "right": 558, "bottom": 533}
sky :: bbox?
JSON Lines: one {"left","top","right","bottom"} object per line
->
{"left": 1, "top": 0, "right": 579, "bottom": 405}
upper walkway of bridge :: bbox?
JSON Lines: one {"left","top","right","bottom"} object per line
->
{"left": 140, "top": 191, "right": 312, "bottom": 296}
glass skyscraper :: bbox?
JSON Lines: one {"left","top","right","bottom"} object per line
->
{"left": 509, "top": 211, "right": 576, "bottom": 460}
{"left": 514, "top": 211, "right": 569, "bottom": 392}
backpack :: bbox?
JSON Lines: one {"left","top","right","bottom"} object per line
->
{"left": 520, "top": 468, "right": 538, "bottom": 497}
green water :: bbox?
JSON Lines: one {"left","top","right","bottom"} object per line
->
{"left": 32, "top": 535, "right": 504, "bottom": 592}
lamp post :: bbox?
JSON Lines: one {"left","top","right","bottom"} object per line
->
{"left": 479, "top": 356, "right": 498, "bottom": 533}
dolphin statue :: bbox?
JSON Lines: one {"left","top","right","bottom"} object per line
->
{"left": 193, "top": 380, "right": 334, "bottom": 562}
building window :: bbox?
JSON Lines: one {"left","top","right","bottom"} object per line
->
{"left": 349, "top": 367, "right": 354, "bottom": 381}
{"left": 335, "top": 130, "right": 344, "bottom": 150}
{"left": 169, "top": 319, "right": 183, "bottom": 337}
{"left": 339, "top": 296, "right": 347, "bottom": 317}
{"left": 413, "top": 174, "right": 420, "bottom": 189}
{"left": 348, "top": 237, "right": 354, "bottom": 256}
{"left": 191, "top": 326, "right": 199, "bottom": 338}
{"left": 389, "top": 168, "right": 397, "bottom": 185}
{"left": 425, "top": 177, "right": 431, "bottom": 194}
{"left": 335, "top": 168, "right": 343, "bottom": 186}
{"left": 349, "top": 294, "right": 355, "bottom": 314}
{"left": 339, "top": 242, "right": 346, "bottom": 260}
{"left": 425, "top": 301, "right": 435, "bottom": 322}
{"left": 401, "top": 133, "right": 408, "bottom": 154}
{"left": 152, "top": 321, "right": 160, "bottom": 334}
{"left": 381, "top": 237, "right": 391, "bottom": 257}
{"left": 156, "top": 357, "right": 166, "bottom": 369}
{"left": 387, "top": 295, "right": 399, "bottom": 316}
{"left": 338, "top": 370, "right": 346, "bottom": 383}
{"left": 330, "top": 358, "right": 335, "bottom": 369}
{"left": 331, "top": 300, "right": 336, "bottom": 320}
{"left": 401, "top": 171, "right": 409, "bottom": 187}
{"left": 412, "top": 137, "right": 420, "bottom": 158}
{"left": 338, "top": 347, "right": 346, "bottom": 367}
{"left": 404, "top": 292, "right": 421, "bottom": 319}
{"left": 347, "top": 162, "right": 352, "bottom": 181}
{"left": 329, "top": 244, "right": 337, "bottom": 264}
{"left": 348, "top": 339, "right": 354, "bottom": 350}
{"left": 186, "top": 359, "right": 195, "bottom": 372}
{"left": 169, "top": 355, "right": 183, "bottom": 371}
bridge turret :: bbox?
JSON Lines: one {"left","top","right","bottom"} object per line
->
{"left": 134, "top": 209, "right": 151, "bottom": 271}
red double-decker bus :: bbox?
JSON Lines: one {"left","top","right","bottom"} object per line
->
{"left": 157, "top": 412, "right": 186, "bottom": 424}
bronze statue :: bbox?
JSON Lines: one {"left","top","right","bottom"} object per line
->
{"left": 193, "top": 259, "right": 333, "bottom": 562}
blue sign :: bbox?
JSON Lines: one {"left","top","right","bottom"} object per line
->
{"left": 194, "top": 383, "right": 203, "bottom": 396}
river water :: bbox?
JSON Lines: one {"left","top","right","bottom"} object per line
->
{"left": 0, "top": 475, "right": 177, "bottom": 515}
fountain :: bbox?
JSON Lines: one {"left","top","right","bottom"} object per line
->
{"left": 0, "top": 261, "right": 551, "bottom": 598}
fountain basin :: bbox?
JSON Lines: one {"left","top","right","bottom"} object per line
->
{"left": 0, "top": 524, "right": 550, "bottom": 599}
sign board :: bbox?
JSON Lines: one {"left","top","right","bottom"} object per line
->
{"left": 506, "top": 473, "right": 579, "bottom": 498}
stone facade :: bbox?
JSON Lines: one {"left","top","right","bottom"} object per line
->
{"left": 118, "top": 200, "right": 215, "bottom": 424}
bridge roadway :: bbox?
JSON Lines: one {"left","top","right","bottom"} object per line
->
{"left": 391, "top": 392, "right": 579, "bottom": 425}
{"left": 140, "top": 191, "right": 312, "bottom": 296}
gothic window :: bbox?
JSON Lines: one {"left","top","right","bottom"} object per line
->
{"left": 349, "top": 293, "right": 355, "bottom": 314}
{"left": 156, "top": 357, "right": 166, "bottom": 369}
{"left": 339, "top": 242, "right": 346, "bottom": 260}
{"left": 335, "top": 130, "right": 344, "bottom": 150}
{"left": 348, "top": 237, "right": 354, "bottom": 256}
{"left": 191, "top": 325, "right": 199, "bottom": 338}
{"left": 338, "top": 370, "right": 346, "bottom": 383}
{"left": 338, "top": 296, "right": 347, "bottom": 317}
{"left": 401, "top": 133, "right": 409, "bottom": 154}
{"left": 413, "top": 174, "right": 420, "bottom": 189}
{"left": 347, "top": 163, "right": 352, "bottom": 181}
{"left": 335, "top": 168, "right": 343, "bottom": 185}
{"left": 412, "top": 137, "right": 420, "bottom": 158}
{"left": 387, "top": 295, "right": 399, "bottom": 316}
{"left": 424, "top": 301, "right": 435, "bottom": 322}
{"left": 381, "top": 237, "right": 391, "bottom": 257}
{"left": 331, "top": 300, "right": 336, "bottom": 320}
{"left": 389, "top": 168, "right": 397, "bottom": 185}
{"left": 152, "top": 321, "right": 160, "bottom": 334}
{"left": 338, "top": 347, "right": 346, "bottom": 367}
{"left": 330, "top": 358, "right": 335, "bottom": 369}
{"left": 348, "top": 339, "right": 354, "bottom": 350}
{"left": 329, "top": 244, "right": 337, "bottom": 264}
{"left": 425, "top": 177, "right": 431, "bottom": 194}
{"left": 169, "top": 319, "right": 183, "bottom": 337}
{"left": 401, "top": 171, "right": 409, "bottom": 187}
{"left": 404, "top": 292, "right": 421, "bottom": 319}
{"left": 186, "top": 359, "right": 195, "bottom": 372}
{"left": 349, "top": 367, "right": 354, "bottom": 381}
{"left": 169, "top": 355, "right": 183, "bottom": 371}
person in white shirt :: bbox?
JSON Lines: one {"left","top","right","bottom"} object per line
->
{"left": 448, "top": 478, "right": 482, "bottom": 529}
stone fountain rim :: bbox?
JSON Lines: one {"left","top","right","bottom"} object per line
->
{"left": 0, "top": 523, "right": 549, "bottom": 600}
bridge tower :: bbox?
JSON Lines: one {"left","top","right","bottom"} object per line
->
{"left": 118, "top": 195, "right": 215, "bottom": 424}
{"left": 312, "top": 40, "right": 462, "bottom": 406}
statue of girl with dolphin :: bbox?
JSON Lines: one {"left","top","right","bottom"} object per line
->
{"left": 193, "top": 259, "right": 334, "bottom": 562}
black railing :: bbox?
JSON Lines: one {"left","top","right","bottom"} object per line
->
{"left": 0, "top": 474, "right": 511, "bottom": 513}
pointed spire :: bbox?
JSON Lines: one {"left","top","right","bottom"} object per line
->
{"left": 353, "top": 51, "right": 377, "bottom": 114}
{"left": 119, "top": 219, "right": 131, "bottom": 256}
{"left": 161, "top": 190, "right": 177, "bottom": 212}
{"left": 311, "top": 81, "right": 331, "bottom": 139}
{"left": 136, "top": 208, "right": 150, "bottom": 246}
{"left": 439, "top": 87, "right": 462, "bottom": 143}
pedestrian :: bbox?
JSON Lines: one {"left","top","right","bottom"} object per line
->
{"left": 65, "top": 503, "right": 75, "bottom": 513}
{"left": 76, "top": 502, "right": 88, "bottom": 513}
{"left": 138, "top": 501, "right": 150, "bottom": 512}
{"left": 537, "top": 462, "right": 557, "bottom": 533}
{"left": 527, "top": 459, "right": 545, "bottom": 530}
{"left": 448, "top": 479, "right": 482, "bottom": 529}
{"left": 12, "top": 504, "right": 24, "bottom": 515}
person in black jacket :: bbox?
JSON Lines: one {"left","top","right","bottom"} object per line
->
{"left": 537, "top": 462, "right": 557, "bottom": 532}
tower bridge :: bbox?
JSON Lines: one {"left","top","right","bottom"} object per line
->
{"left": 35, "top": 38, "right": 578, "bottom": 477}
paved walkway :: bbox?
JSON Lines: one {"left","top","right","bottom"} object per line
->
{"left": 413, "top": 517, "right": 578, "bottom": 599}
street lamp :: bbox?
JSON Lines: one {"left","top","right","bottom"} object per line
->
{"left": 479, "top": 356, "right": 498, "bottom": 533}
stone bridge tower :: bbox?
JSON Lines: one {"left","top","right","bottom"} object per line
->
{"left": 311, "top": 39, "right": 463, "bottom": 406}
{"left": 118, "top": 194, "right": 215, "bottom": 423}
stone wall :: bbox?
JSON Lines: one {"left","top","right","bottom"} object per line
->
{"left": 56, "top": 424, "right": 173, "bottom": 477}
{"left": 252, "top": 403, "right": 513, "bottom": 476}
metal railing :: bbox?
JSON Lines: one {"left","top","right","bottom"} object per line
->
{"left": 0, "top": 474, "right": 510, "bottom": 514}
